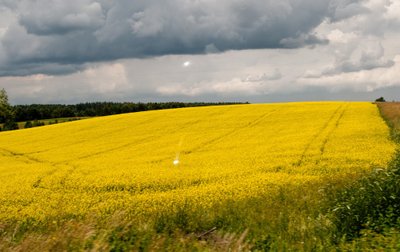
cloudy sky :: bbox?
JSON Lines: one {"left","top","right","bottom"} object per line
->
{"left": 0, "top": 0, "right": 399, "bottom": 104}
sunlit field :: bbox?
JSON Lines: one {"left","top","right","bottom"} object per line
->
{"left": 0, "top": 102, "right": 396, "bottom": 250}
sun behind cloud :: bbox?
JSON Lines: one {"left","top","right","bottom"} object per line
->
{"left": 182, "top": 61, "right": 191, "bottom": 67}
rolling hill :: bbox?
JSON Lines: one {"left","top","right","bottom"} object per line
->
{"left": 0, "top": 102, "right": 396, "bottom": 250}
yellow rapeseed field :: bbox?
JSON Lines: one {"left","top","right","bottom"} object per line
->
{"left": 0, "top": 102, "right": 395, "bottom": 229}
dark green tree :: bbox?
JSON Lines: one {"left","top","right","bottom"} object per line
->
{"left": 375, "top": 97, "right": 386, "bottom": 102}
{"left": 32, "top": 120, "right": 45, "bottom": 127}
{"left": 24, "top": 121, "right": 33, "bottom": 128}
{"left": 0, "top": 88, "right": 18, "bottom": 130}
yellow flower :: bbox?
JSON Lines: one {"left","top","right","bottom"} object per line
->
{"left": 0, "top": 102, "right": 395, "bottom": 221}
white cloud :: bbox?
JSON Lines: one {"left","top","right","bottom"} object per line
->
{"left": 385, "top": 0, "right": 400, "bottom": 23}
{"left": 329, "top": 1, "right": 369, "bottom": 21}
{"left": 157, "top": 78, "right": 264, "bottom": 97}
{"left": 304, "top": 41, "right": 394, "bottom": 77}
{"left": 306, "top": 0, "right": 398, "bottom": 79}
{"left": 299, "top": 55, "right": 400, "bottom": 92}
{"left": 243, "top": 69, "right": 282, "bottom": 82}
{"left": 84, "top": 63, "right": 129, "bottom": 93}
{"left": 326, "top": 29, "right": 357, "bottom": 44}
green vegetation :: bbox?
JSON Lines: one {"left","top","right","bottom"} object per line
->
{"left": 375, "top": 96, "right": 386, "bottom": 102}
{"left": 14, "top": 102, "right": 247, "bottom": 122}
{"left": 1, "top": 117, "right": 87, "bottom": 130}
{"left": 0, "top": 88, "right": 18, "bottom": 131}
{"left": 331, "top": 153, "right": 400, "bottom": 239}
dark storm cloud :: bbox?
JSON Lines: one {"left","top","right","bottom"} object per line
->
{"left": 0, "top": 62, "right": 85, "bottom": 77}
{"left": 18, "top": 1, "right": 105, "bottom": 36}
{"left": 280, "top": 33, "right": 329, "bottom": 48}
{"left": 0, "top": 0, "right": 354, "bottom": 76}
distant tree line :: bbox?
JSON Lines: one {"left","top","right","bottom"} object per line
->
{"left": 13, "top": 102, "right": 248, "bottom": 122}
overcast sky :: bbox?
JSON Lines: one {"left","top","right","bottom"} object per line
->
{"left": 0, "top": 0, "right": 399, "bottom": 104}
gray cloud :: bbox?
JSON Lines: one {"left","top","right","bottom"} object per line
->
{"left": 328, "top": 0, "right": 369, "bottom": 22}
{"left": 299, "top": 54, "right": 400, "bottom": 93}
{"left": 0, "top": 0, "right": 345, "bottom": 76}
{"left": 243, "top": 69, "right": 282, "bottom": 82}
{"left": 0, "top": 0, "right": 16, "bottom": 9}
{"left": 0, "top": 63, "right": 85, "bottom": 77}
{"left": 280, "top": 33, "right": 329, "bottom": 48}
{"left": 304, "top": 41, "right": 395, "bottom": 78}
{"left": 19, "top": 0, "right": 105, "bottom": 36}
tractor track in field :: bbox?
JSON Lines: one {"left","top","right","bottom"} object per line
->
{"left": 27, "top": 108, "right": 240, "bottom": 189}
{"left": 143, "top": 108, "right": 280, "bottom": 164}
{"left": 181, "top": 108, "right": 279, "bottom": 155}
{"left": 20, "top": 117, "right": 159, "bottom": 156}
{"left": 315, "top": 103, "right": 349, "bottom": 165}
{"left": 0, "top": 147, "right": 75, "bottom": 189}
{"left": 19, "top": 109, "right": 214, "bottom": 157}
{"left": 53, "top": 108, "right": 236, "bottom": 163}
{"left": 2, "top": 107, "right": 238, "bottom": 188}
{"left": 61, "top": 118, "right": 208, "bottom": 163}
{"left": 295, "top": 104, "right": 347, "bottom": 167}
{"left": 0, "top": 147, "right": 47, "bottom": 164}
